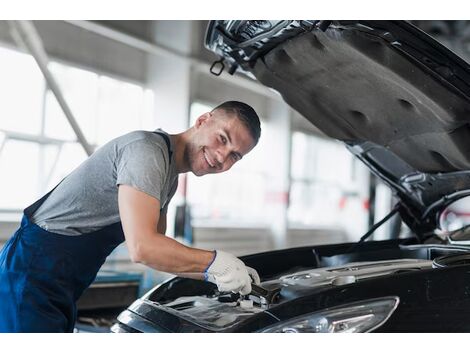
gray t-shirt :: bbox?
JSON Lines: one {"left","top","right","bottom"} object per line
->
{"left": 31, "top": 129, "right": 178, "bottom": 236}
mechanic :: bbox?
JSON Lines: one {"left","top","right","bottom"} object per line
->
{"left": 0, "top": 100, "right": 261, "bottom": 332}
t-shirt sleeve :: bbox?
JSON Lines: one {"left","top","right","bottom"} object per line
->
{"left": 115, "top": 139, "right": 168, "bottom": 203}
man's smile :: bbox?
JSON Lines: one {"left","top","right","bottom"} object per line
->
{"left": 203, "top": 147, "right": 216, "bottom": 168}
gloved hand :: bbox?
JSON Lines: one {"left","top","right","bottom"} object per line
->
{"left": 204, "top": 250, "right": 260, "bottom": 295}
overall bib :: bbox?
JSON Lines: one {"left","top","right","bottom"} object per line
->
{"left": 0, "top": 132, "right": 172, "bottom": 332}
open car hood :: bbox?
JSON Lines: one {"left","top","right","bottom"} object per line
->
{"left": 205, "top": 20, "right": 470, "bottom": 236}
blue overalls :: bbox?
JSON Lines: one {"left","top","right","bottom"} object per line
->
{"left": 0, "top": 132, "right": 172, "bottom": 332}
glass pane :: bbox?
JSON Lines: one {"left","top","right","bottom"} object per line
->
{"left": 188, "top": 170, "right": 266, "bottom": 225}
{"left": 288, "top": 181, "right": 343, "bottom": 227}
{"left": 142, "top": 89, "right": 155, "bottom": 130}
{"left": 291, "top": 132, "right": 316, "bottom": 180}
{"left": 0, "top": 46, "right": 43, "bottom": 134}
{"left": 289, "top": 132, "right": 369, "bottom": 236}
{"left": 0, "top": 140, "right": 40, "bottom": 209}
{"left": 315, "top": 140, "right": 354, "bottom": 185}
{"left": 44, "top": 62, "right": 154, "bottom": 148}
{"left": 43, "top": 90, "right": 77, "bottom": 140}
{"left": 0, "top": 57, "right": 154, "bottom": 213}
{"left": 42, "top": 143, "right": 88, "bottom": 190}
{"left": 44, "top": 62, "right": 99, "bottom": 142}
{"left": 96, "top": 76, "right": 146, "bottom": 145}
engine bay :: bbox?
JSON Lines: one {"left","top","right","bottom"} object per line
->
{"left": 137, "top": 243, "right": 470, "bottom": 331}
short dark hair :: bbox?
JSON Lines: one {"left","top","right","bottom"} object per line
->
{"left": 212, "top": 101, "right": 261, "bottom": 144}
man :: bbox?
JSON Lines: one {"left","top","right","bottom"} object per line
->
{"left": 0, "top": 100, "right": 261, "bottom": 332}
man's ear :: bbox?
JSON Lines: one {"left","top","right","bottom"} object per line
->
{"left": 195, "top": 112, "right": 211, "bottom": 129}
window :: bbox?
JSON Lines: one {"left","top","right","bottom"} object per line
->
{"left": 43, "top": 63, "right": 155, "bottom": 189}
{"left": 288, "top": 132, "right": 370, "bottom": 238}
{"left": 0, "top": 46, "right": 44, "bottom": 212}
{"left": 0, "top": 140, "right": 40, "bottom": 209}
{"left": 186, "top": 102, "right": 268, "bottom": 226}
{"left": 0, "top": 46, "right": 154, "bottom": 215}
{"left": 0, "top": 46, "right": 44, "bottom": 135}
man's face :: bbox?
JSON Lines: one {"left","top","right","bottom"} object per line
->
{"left": 185, "top": 110, "right": 256, "bottom": 177}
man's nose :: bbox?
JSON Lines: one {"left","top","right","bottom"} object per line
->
{"left": 215, "top": 147, "right": 230, "bottom": 166}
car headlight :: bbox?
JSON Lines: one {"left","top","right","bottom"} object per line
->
{"left": 260, "top": 296, "right": 399, "bottom": 333}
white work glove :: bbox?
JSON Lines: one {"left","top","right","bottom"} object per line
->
{"left": 204, "top": 250, "right": 261, "bottom": 295}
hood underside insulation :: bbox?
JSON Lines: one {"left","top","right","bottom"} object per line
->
{"left": 251, "top": 22, "right": 470, "bottom": 173}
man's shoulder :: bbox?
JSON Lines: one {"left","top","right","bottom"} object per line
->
{"left": 114, "top": 130, "right": 170, "bottom": 164}
{"left": 119, "top": 129, "right": 156, "bottom": 141}
{"left": 114, "top": 130, "right": 167, "bottom": 149}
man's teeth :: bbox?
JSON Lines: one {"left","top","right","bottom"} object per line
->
{"left": 204, "top": 151, "right": 214, "bottom": 167}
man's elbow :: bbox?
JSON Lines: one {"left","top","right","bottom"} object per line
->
{"left": 125, "top": 231, "right": 169, "bottom": 268}
{"left": 127, "top": 241, "right": 148, "bottom": 264}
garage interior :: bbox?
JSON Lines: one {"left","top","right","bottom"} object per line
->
{"left": 1, "top": 20, "right": 469, "bottom": 332}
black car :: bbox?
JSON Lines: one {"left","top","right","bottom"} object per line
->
{"left": 112, "top": 20, "right": 470, "bottom": 333}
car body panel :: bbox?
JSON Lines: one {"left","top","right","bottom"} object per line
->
{"left": 115, "top": 240, "right": 470, "bottom": 332}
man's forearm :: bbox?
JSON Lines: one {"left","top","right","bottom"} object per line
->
{"left": 131, "top": 231, "right": 214, "bottom": 274}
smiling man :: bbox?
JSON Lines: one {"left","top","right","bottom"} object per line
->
{"left": 0, "top": 100, "right": 261, "bottom": 332}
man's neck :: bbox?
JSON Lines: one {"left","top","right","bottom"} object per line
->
{"left": 170, "top": 132, "right": 191, "bottom": 174}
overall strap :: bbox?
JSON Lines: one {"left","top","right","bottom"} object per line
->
{"left": 153, "top": 131, "right": 173, "bottom": 164}
{"left": 24, "top": 181, "right": 64, "bottom": 218}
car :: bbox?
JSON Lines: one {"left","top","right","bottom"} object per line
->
{"left": 112, "top": 20, "right": 470, "bottom": 333}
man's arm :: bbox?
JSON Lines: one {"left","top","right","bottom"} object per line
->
{"left": 118, "top": 184, "right": 213, "bottom": 273}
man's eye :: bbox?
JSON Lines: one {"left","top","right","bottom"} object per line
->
{"left": 220, "top": 135, "right": 227, "bottom": 144}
